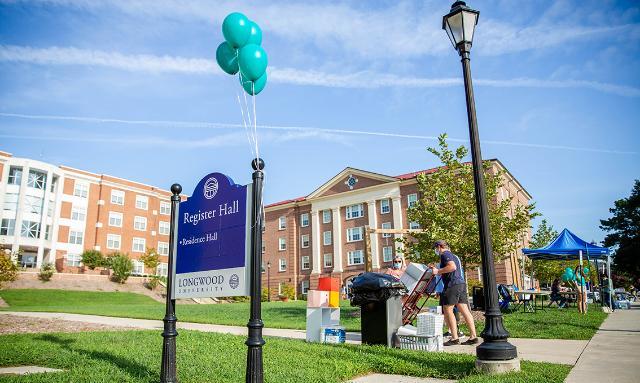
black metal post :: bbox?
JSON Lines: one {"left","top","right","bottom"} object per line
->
{"left": 457, "top": 44, "right": 518, "bottom": 361}
{"left": 267, "top": 262, "right": 271, "bottom": 302}
{"left": 160, "top": 183, "right": 181, "bottom": 383}
{"left": 246, "top": 158, "right": 265, "bottom": 383}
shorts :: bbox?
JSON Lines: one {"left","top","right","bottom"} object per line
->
{"left": 440, "top": 283, "right": 468, "bottom": 306}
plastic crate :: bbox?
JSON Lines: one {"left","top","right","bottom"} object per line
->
{"left": 397, "top": 335, "right": 443, "bottom": 352}
{"left": 417, "top": 313, "right": 444, "bottom": 336}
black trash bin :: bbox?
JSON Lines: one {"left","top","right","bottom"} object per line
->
{"left": 472, "top": 286, "right": 485, "bottom": 311}
{"left": 349, "top": 272, "right": 406, "bottom": 347}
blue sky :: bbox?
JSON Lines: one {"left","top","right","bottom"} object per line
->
{"left": 1, "top": 0, "right": 639, "bottom": 244}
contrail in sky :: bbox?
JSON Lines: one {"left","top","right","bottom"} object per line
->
{"left": 0, "top": 112, "right": 636, "bottom": 155}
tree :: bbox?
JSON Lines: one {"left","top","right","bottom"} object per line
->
{"left": 401, "top": 134, "right": 537, "bottom": 275}
{"left": 108, "top": 252, "right": 134, "bottom": 284}
{"left": 600, "top": 180, "right": 640, "bottom": 285}
{"left": 528, "top": 219, "right": 566, "bottom": 285}
{"left": 140, "top": 247, "right": 160, "bottom": 273}
{"left": 81, "top": 250, "right": 105, "bottom": 270}
{"left": 0, "top": 251, "right": 19, "bottom": 288}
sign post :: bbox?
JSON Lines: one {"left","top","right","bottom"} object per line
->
{"left": 160, "top": 183, "right": 182, "bottom": 383}
{"left": 246, "top": 158, "right": 265, "bottom": 383}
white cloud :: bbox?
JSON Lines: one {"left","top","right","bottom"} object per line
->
{"left": 1, "top": 112, "right": 636, "bottom": 155}
{"left": 2, "top": 44, "right": 639, "bottom": 97}
{"left": 3, "top": 0, "right": 637, "bottom": 58}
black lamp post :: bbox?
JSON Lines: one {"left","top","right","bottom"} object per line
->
{"left": 267, "top": 261, "right": 271, "bottom": 302}
{"left": 442, "top": 1, "right": 518, "bottom": 363}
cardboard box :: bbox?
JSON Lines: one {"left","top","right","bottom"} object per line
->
{"left": 328, "top": 291, "right": 340, "bottom": 307}
{"left": 307, "top": 290, "right": 329, "bottom": 308}
{"left": 318, "top": 277, "right": 340, "bottom": 292}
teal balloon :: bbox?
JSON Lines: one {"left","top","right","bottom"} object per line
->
{"left": 564, "top": 267, "right": 573, "bottom": 274}
{"left": 240, "top": 72, "right": 267, "bottom": 96}
{"left": 561, "top": 273, "right": 571, "bottom": 282}
{"left": 222, "top": 12, "right": 251, "bottom": 48}
{"left": 247, "top": 21, "right": 262, "bottom": 45}
{"left": 583, "top": 267, "right": 590, "bottom": 275}
{"left": 238, "top": 44, "right": 268, "bottom": 81}
{"left": 216, "top": 42, "right": 238, "bottom": 75}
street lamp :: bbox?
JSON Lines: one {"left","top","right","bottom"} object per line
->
{"left": 267, "top": 261, "right": 271, "bottom": 302}
{"left": 442, "top": 1, "right": 519, "bottom": 370}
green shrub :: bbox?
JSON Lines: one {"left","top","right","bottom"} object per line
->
{"left": 261, "top": 287, "right": 269, "bottom": 302}
{"left": 466, "top": 278, "right": 483, "bottom": 294}
{"left": 0, "top": 252, "right": 18, "bottom": 288}
{"left": 279, "top": 283, "right": 295, "bottom": 300}
{"left": 108, "top": 253, "right": 134, "bottom": 284}
{"left": 146, "top": 275, "right": 160, "bottom": 290}
{"left": 81, "top": 250, "right": 105, "bottom": 270}
{"left": 140, "top": 248, "right": 160, "bottom": 270}
{"left": 38, "top": 262, "right": 55, "bottom": 282}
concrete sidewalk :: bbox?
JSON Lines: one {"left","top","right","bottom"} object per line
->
{"left": 565, "top": 303, "right": 640, "bottom": 383}
{"left": 0, "top": 311, "right": 586, "bottom": 365}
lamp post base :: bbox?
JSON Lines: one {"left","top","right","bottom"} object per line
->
{"left": 475, "top": 358, "right": 520, "bottom": 374}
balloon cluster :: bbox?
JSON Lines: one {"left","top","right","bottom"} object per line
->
{"left": 216, "top": 12, "right": 268, "bottom": 96}
{"left": 561, "top": 266, "right": 590, "bottom": 283}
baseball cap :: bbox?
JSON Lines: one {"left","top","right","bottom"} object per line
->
{"left": 433, "top": 240, "right": 448, "bottom": 248}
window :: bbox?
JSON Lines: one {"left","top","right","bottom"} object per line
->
{"left": 73, "top": 181, "right": 88, "bottom": 198}
{"left": 159, "top": 221, "right": 170, "bottom": 235}
{"left": 50, "top": 176, "right": 58, "bottom": 193}
{"left": 69, "top": 230, "right": 84, "bottom": 245}
{"left": 301, "top": 280, "right": 310, "bottom": 295}
{"left": 23, "top": 196, "right": 44, "bottom": 215}
{"left": 71, "top": 206, "right": 86, "bottom": 221}
{"left": 157, "top": 263, "right": 168, "bottom": 277}
{"left": 278, "top": 282, "right": 284, "bottom": 295}
{"left": 108, "top": 212, "right": 123, "bottom": 227}
{"left": 323, "top": 231, "right": 332, "bottom": 245}
{"left": 381, "top": 222, "right": 392, "bottom": 238}
{"left": 107, "top": 234, "right": 121, "bottom": 250}
{"left": 134, "top": 216, "right": 147, "bottom": 231}
{"left": 409, "top": 221, "right": 420, "bottom": 230}
{"left": 132, "top": 260, "right": 145, "bottom": 275}
{"left": 278, "top": 237, "right": 286, "bottom": 251}
{"left": 279, "top": 258, "right": 286, "bottom": 272}
{"left": 21, "top": 221, "right": 40, "bottom": 238}
{"left": 383, "top": 246, "right": 394, "bottom": 262}
{"left": 111, "top": 190, "right": 125, "bottom": 205}
{"left": 3, "top": 194, "right": 18, "bottom": 211}
{"left": 27, "top": 169, "right": 46, "bottom": 189}
{"left": 322, "top": 210, "right": 331, "bottom": 223}
{"left": 135, "top": 195, "right": 148, "bottom": 210}
{"left": 47, "top": 204, "right": 54, "bottom": 217}
{"left": 65, "top": 253, "right": 82, "bottom": 267}
{"left": 408, "top": 193, "right": 418, "bottom": 208}
{"left": 8, "top": 166, "right": 22, "bottom": 185}
{"left": 158, "top": 242, "right": 169, "bottom": 256}
{"left": 323, "top": 254, "right": 333, "bottom": 268}
{"left": 345, "top": 204, "right": 364, "bottom": 219}
{"left": 45, "top": 225, "right": 51, "bottom": 240}
{"left": 300, "top": 213, "right": 309, "bottom": 227}
{"left": 380, "top": 199, "right": 391, "bottom": 214}
{"left": 346, "top": 227, "right": 363, "bottom": 242}
{"left": 301, "top": 256, "right": 310, "bottom": 270}
{"left": 0, "top": 219, "right": 15, "bottom": 236}
{"left": 300, "top": 234, "right": 310, "bottom": 248}
{"left": 132, "top": 237, "right": 146, "bottom": 252}
{"left": 160, "top": 201, "right": 171, "bottom": 215}
{"left": 278, "top": 216, "right": 286, "bottom": 230}
{"left": 348, "top": 250, "right": 364, "bottom": 266}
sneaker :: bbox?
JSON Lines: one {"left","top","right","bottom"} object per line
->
{"left": 443, "top": 339, "right": 460, "bottom": 346}
{"left": 443, "top": 331, "right": 452, "bottom": 337}
{"left": 461, "top": 337, "right": 479, "bottom": 345}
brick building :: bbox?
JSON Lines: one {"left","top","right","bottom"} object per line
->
{"left": 0, "top": 151, "right": 173, "bottom": 276}
{"left": 261, "top": 160, "right": 533, "bottom": 300}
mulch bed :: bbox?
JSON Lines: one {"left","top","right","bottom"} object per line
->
{"left": 0, "top": 315, "right": 134, "bottom": 335}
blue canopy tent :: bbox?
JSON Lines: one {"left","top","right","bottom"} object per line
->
{"left": 522, "top": 228, "right": 612, "bottom": 310}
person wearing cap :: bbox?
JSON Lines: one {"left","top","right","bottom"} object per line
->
{"left": 430, "top": 240, "right": 478, "bottom": 346}
{"left": 385, "top": 255, "right": 406, "bottom": 279}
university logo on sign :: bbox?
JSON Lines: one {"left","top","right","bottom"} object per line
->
{"left": 171, "top": 172, "right": 251, "bottom": 299}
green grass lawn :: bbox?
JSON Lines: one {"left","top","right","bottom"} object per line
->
{"left": 0, "top": 289, "right": 607, "bottom": 340}
{"left": 0, "top": 330, "right": 571, "bottom": 383}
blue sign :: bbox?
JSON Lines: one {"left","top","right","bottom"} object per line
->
{"left": 171, "top": 172, "right": 251, "bottom": 299}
